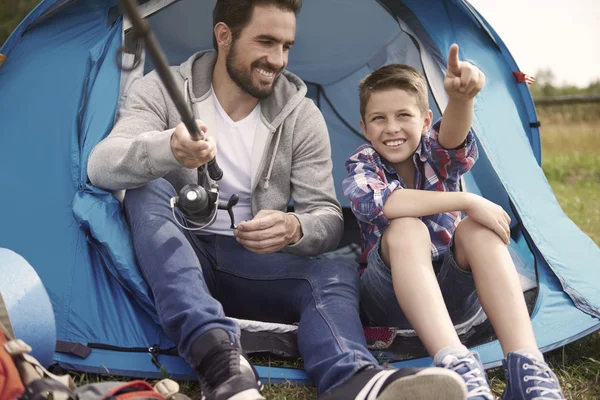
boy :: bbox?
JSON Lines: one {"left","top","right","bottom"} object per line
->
{"left": 342, "top": 44, "right": 565, "bottom": 400}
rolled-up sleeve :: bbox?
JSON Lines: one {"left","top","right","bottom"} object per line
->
{"left": 342, "top": 146, "right": 401, "bottom": 227}
{"left": 425, "top": 120, "right": 479, "bottom": 185}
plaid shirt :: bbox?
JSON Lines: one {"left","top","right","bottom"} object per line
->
{"left": 342, "top": 120, "right": 478, "bottom": 267}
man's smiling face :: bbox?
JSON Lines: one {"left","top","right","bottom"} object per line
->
{"left": 225, "top": 4, "right": 296, "bottom": 99}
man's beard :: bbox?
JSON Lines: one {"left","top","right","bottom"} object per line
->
{"left": 226, "top": 41, "right": 281, "bottom": 99}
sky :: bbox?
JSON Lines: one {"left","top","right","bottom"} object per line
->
{"left": 468, "top": 0, "right": 600, "bottom": 87}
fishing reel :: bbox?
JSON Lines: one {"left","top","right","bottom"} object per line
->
{"left": 170, "top": 170, "right": 239, "bottom": 231}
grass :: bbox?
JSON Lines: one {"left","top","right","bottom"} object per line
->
{"left": 539, "top": 118, "right": 600, "bottom": 245}
{"left": 488, "top": 333, "right": 600, "bottom": 399}
{"left": 67, "top": 109, "right": 600, "bottom": 399}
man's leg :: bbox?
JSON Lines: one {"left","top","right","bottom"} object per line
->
{"left": 123, "top": 178, "right": 239, "bottom": 365}
{"left": 212, "top": 235, "right": 466, "bottom": 399}
{"left": 212, "top": 235, "right": 375, "bottom": 393}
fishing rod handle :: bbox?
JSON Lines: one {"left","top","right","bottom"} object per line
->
{"left": 206, "top": 159, "right": 223, "bottom": 181}
{"left": 187, "top": 129, "right": 223, "bottom": 181}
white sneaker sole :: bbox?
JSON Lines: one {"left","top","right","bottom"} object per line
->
{"left": 376, "top": 368, "right": 467, "bottom": 400}
{"left": 227, "top": 388, "right": 265, "bottom": 400}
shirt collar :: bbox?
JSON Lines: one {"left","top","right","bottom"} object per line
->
{"left": 414, "top": 135, "right": 429, "bottom": 163}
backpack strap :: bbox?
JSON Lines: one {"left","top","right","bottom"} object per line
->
{"left": 0, "top": 294, "right": 190, "bottom": 400}
{"left": 20, "top": 378, "right": 75, "bottom": 400}
{"left": 0, "top": 292, "right": 77, "bottom": 396}
{"left": 153, "top": 379, "right": 192, "bottom": 400}
{"left": 0, "top": 291, "right": 15, "bottom": 339}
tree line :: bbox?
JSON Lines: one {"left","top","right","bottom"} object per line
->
{"left": 0, "top": 0, "right": 40, "bottom": 46}
{"left": 529, "top": 69, "right": 600, "bottom": 99}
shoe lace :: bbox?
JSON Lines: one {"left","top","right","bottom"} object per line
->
{"left": 198, "top": 342, "right": 239, "bottom": 397}
{"left": 521, "top": 356, "right": 563, "bottom": 400}
{"left": 442, "top": 354, "right": 494, "bottom": 399}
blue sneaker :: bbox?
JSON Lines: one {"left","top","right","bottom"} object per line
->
{"left": 502, "top": 352, "right": 565, "bottom": 400}
{"left": 438, "top": 351, "right": 494, "bottom": 399}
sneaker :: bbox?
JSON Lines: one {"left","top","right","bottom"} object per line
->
{"left": 191, "top": 329, "right": 264, "bottom": 400}
{"left": 318, "top": 366, "right": 467, "bottom": 400}
{"left": 501, "top": 352, "right": 565, "bottom": 400}
{"left": 438, "top": 351, "right": 494, "bottom": 399}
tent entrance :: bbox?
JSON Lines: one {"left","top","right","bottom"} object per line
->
{"left": 117, "top": 0, "right": 448, "bottom": 201}
{"left": 105, "top": 0, "right": 541, "bottom": 364}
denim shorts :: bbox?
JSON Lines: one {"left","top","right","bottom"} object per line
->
{"left": 360, "top": 237, "right": 483, "bottom": 331}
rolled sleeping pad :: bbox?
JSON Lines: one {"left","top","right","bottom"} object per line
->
{"left": 0, "top": 248, "right": 56, "bottom": 367}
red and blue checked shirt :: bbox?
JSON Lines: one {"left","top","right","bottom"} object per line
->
{"left": 342, "top": 119, "right": 479, "bottom": 267}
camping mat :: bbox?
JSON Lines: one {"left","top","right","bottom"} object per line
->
{"left": 0, "top": 248, "right": 56, "bottom": 367}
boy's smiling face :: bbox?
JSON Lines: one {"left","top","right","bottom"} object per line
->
{"left": 361, "top": 88, "right": 432, "bottom": 169}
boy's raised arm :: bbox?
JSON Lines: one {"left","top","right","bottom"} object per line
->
{"left": 438, "top": 44, "right": 485, "bottom": 149}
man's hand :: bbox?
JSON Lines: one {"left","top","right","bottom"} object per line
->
{"left": 234, "top": 210, "right": 303, "bottom": 254}
{"left": 170, "top": 120, "right": 217, "bottom": 169}
{"left": 465, "top": 194, "right": 511, "bottom": 245}
{"left": 444, "top": 44, "right": 486, "bottom": 101}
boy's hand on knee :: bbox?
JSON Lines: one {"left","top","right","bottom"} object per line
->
{"left": 444, "top": 44, "right": 486, "bottom": 101}
{"left": 465, "top": 194, "right": 511, "bottom": 244}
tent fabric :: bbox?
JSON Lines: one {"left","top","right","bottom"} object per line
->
{"left": 0, "top": 0, "right": 599, "bottom": 385}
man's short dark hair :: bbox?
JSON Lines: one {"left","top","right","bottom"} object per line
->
{"left": 213, "top": 0, "right": 302, "bottom": 50}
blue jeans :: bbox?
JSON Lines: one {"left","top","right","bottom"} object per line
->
{"left": 123, "top": 178, "right": 378, "bottom": 393}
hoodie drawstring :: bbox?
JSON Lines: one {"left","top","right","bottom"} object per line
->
{"left": 263, "top": 125, "right": 283, "bottom": 189}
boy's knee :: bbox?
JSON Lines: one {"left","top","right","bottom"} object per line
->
{"left": 454, "top": 216, "right": 497, "bottom": 249}
{"left": 384, "top": 217, "right": 429, "bottom": 245}
{"left": 380, "top": 218, "right": 430, "bottom": 268}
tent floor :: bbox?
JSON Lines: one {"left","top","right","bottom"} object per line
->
{"left": 239, "top": 288, "right": 538, "bottom": 363}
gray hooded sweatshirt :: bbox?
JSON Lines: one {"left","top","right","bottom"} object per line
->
{"left": 88, "top": 51, "right": 343, "bottom": 256}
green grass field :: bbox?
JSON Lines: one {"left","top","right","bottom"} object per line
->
{"left": 67, "top": 107, "right": 600, "bottom": 399}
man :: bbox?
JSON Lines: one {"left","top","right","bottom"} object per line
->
{"left": 88, "top": 1, "right": 466, "bottom": 399}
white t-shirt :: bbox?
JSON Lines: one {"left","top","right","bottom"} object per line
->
{"left": 201, "top": 88, "right": 259, "bottom": 236}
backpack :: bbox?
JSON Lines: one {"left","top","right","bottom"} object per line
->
{"left": 0, "top": 292, "right": 191, "bottom": 400}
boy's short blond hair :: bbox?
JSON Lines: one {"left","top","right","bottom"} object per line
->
{"left": 359, "top": 64, "right": 429, "bottom": 120}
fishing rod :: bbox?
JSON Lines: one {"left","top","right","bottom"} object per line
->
{"left": 117, "top": 0, "right": 239, "bottom": 230}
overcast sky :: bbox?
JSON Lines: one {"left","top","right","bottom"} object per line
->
{"left": 468, "top": 0, "right": 600, "bottom": 87}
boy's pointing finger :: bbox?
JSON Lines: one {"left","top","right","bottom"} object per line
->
{"left": 447, "top": 44, "right": 461, "bottom": 74}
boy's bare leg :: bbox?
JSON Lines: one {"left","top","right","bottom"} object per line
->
{"left": 453, "top": 217, "right": 538, "bottom": 355}
{"left": 381, "top": 217, "right": 462, "bottom": 356}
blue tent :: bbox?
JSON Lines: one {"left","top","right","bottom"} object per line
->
{"left": 1, "top": 0, "right": 599, "bottom": 384}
